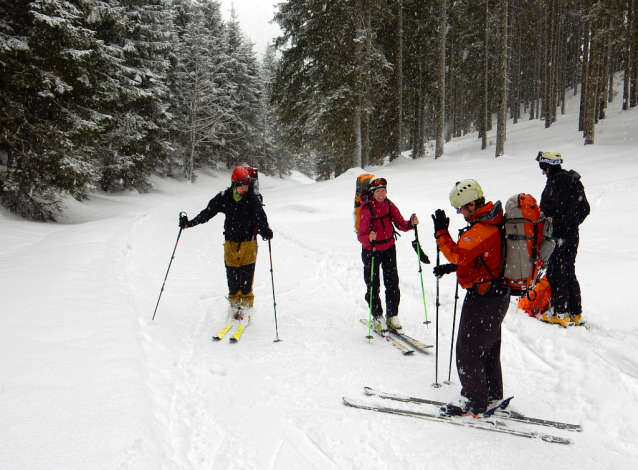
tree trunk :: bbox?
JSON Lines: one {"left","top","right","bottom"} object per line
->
{"left": 544, "top": 0, "right": 555, "bottom": 128}
{"left": 623, "top": 0, "right": 632, "bottom": 112}
{"left": 363, "top": 113, "right": 371, "bottom": 168}
{"left": 435, "top": 0, "right": 446, "bottom": 159}
{"left": 584, "top": 28, "right": 598, "bottom": 145}
{"left": 482, "top": 0, "right": 489, "bottom": 150}
{"left": 495, "top": 0, "right": 507, "bottom": 157}
{"left": 622, "top": 0, "right": 636, "bottom": 111}
{"left": 354, "top": 103, "right": 362, "bottom": 168}
{"left": 392, "top": 0, "right": 403, "bottom": 161}
{"left": 353, "top": 0, "right": 364, "bottom": 168}
{"left": 579, "top": 24, "right": 591, "bottom": 132}
{"left": 413, "top": 57, "right": 425, "bottom": 158}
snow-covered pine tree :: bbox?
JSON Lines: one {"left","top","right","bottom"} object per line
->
{"left": 273, "top": 0, "right": 390, "bottom": 177}
{"left": 258, "top": 44, "right": 293, "bottom": 176}
{"left": 168, "top": 0, "right": 234, "bottom": 181}
{"left": 94, "top": 0, "right": 173, "bottom": 192}
{"left": 0, "top": 0, "right": 109, "bottom": 220}
{"left": 217, "top": 8, "right": 263, "bottom": 171}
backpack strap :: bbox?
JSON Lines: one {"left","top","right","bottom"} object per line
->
{"left": 366, "top": 200, "right": 399, "bottom": 243}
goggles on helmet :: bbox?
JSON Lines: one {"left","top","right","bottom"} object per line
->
{"left": 234, "top": 177, "right": 252, "bottom": 187}
{"left": 536, "top": 151, "right": 563, "bottom": 165}
{"left": 370, "top": 178, "right": 387, "bottom": 188}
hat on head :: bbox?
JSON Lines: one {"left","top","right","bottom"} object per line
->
{"left": 449, "top": 179, "right": 483, "bottom": 209}
{"left": 231, "top": 166, "right": 252, "bottom": 187}
{"left": 536, "top": 150, "right": 563, "bottom": 165}
{"left": 368, "top": 177, "right": 387, "bottom": 191}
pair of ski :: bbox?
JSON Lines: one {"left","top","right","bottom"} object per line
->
{"left": 360, "top": 319, "right": 432, "bottom": 355}
{"left": 213, "top": 320, "right": 248, "bottom": 343}
{"left": 344, "top": 387, "right": 580, "bottom": 444}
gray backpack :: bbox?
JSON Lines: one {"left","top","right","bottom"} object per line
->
{"left": 503, "top": 193, "right": 555, "bottom": 295}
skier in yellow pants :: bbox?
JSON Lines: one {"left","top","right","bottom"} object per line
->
{"left": 180, "top": 166, "right": 273, "bottom": 321}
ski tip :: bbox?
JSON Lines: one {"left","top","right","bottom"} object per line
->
{"left": 212, "top": 336, "right": 222, "bottom": 341}
{"left": 229, "top": 338, "right": 237, "bottom": 343}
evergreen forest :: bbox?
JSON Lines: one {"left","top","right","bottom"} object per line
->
{"left": 1, "top": 0, "right": 636, "bottom": 220}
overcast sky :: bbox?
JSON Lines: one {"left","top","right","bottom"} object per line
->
{"left": 219, "top": 0, "right": 282, "bottom": 57}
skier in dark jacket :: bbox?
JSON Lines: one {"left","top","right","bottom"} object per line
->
{"left": 180, "top": 167, "right": 273, "bottom": 321}
{"left": 536, "top": 150, "right": 589, "bottom": 327}
{"left": 432, "top": 179, "right": 510, "bottom": 417}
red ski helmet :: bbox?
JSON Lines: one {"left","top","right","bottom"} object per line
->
{"left": 231, "top": 166, "right": 252, "bottom": 187}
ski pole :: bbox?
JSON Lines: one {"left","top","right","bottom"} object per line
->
{"left": 268, "top": 239, "right": 282, "bottom": 342}
{"left": 413, "top": 223, "right": 430, "bottom": 328}
{"left": 444, "top": 282, "right": 459, "bottom": 385}
{"left": 366, "top": 252, "right": 375, "bottom": 341}
{"left": 152, "top": 212, "right": 186, "bottom": 321}
{"left": 432, "top": 246, "right": 442, "bottom": 388}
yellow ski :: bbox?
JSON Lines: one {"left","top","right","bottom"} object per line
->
{"left": 213, "top": 323, "right": 234, "bottom": 341}
{"left": 229, "top": 325, "right": 247, "bottom": 343}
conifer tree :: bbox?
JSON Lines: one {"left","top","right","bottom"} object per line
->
{"left": 95, "top": 0, "right": 173, "bottom": 192}
{"left": 273, "top": 0, "right": 390, "bottom": 176}
{"left": 0, "top": 0, "right": 110, "bottom": 220}
{"left": 219, "top": 9, "right": 262, "bottom": 170}
{"left": 168, "top": 0, "right": 234, "bottom": 181}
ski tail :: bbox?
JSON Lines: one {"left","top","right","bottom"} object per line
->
{"left": 360, "top": 319, "right": 414, "bottom": 355}
{"left": 483, "top": 397, "right": 514, "bottom": 417}
{"left": 388, "top": 330, "right": 433, "bottom": 353}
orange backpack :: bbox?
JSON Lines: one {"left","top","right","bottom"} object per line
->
{"left": 354, "top": 174, "right": 375, "bottom": 233}
{"left": 503, "top": 193, "right": 555, "bottom": 295}
{"left": 518, "top": 275, "right": 552, "bottom": 317}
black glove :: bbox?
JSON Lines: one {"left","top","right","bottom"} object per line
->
{"left": 261, "top": 227, "right": 273, "bottom": 240}
{"left": 179, "top": 214, "right": 190, "bottom": 229}
{"left": 433, "top": 263, "right": 457, "bottom": 278}
{"left": 432, "top": 209, "right": 449, "bottom": 234}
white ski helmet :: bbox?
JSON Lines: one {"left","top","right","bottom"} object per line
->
{"left": 449, "top": 179, "right": 484, "bottom": 209}
{"left": 536, "top": 150, "right": 563, "bottom": 165}
{"left": 368, "top": 177, "right": 387, "bottom": 191}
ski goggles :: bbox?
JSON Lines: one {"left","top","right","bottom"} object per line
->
{"left": 234, "top": 177, "right": 252, "bottom": 187}
{"left": 536, "top": 152, "right": 563, "bottom": 165}
{"left": 369, "top": 178, "right": 387, "bottom": 188}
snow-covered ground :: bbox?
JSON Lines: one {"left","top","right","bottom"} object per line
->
{"left": 2, "top": 88, "right": 638, "bottom": 469}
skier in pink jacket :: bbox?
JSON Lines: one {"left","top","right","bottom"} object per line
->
{"left": 357, "top": 177, "right": 419, "bottom": 335}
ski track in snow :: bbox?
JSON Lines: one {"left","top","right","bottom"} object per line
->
{"left": 3, "top": 81, "right": 638, "bottom": 468}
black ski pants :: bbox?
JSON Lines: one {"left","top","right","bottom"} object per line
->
{"left": 456, "top": 288, "right": 510, "bottom": 414}
{"left": 547, "top": 232, "right": 582, "bottom": 316}
{"left": 362, "top": 245, "right": 400, "bottom": 318}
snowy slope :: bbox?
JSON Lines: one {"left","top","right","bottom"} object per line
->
{"left": 2, "top": 88, "right": 638, "bottom": 469}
